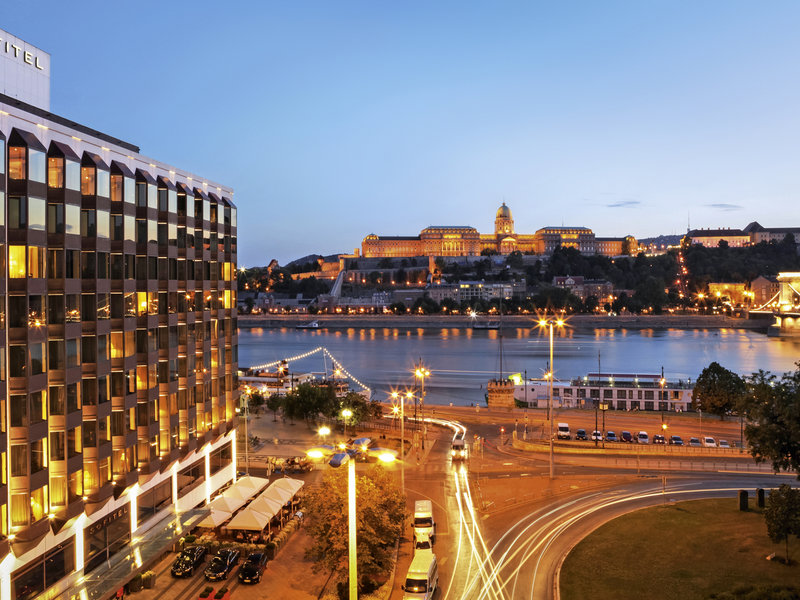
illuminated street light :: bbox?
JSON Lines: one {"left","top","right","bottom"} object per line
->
{"left": 341, "top": 408, "right": 353, "bottom": 438}
{"left": 414, "top": 364, "right": 431, "bottom": 450}
{"left": 348, "top": 455, "right": 357, "bottom": 600}
{"left": 537, "top": 316, "right": 565, "bottom": 479}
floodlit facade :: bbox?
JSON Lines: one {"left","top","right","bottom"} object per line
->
{"left": 0, "top": 28, "right": 239, "bottom": 600}
{"left": 362, "top": 203, "right": 632, "bottom": 258}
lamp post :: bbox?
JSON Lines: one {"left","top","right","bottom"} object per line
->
{"left": 414, "top": 364, "right": 430, "bottom": 450}
{"left": 236, "top": 387, "right": 251, "bottom": 474}
{"left": 659, "top": 370, "right": 666, "bottom": 429}
{"left": 538, "top": 317, "right": 564, "bottom": 479}
{"left": 391, "top": 391, "right": 405, "bottom": 494}
{"left": 342, "top": 408, "right": 353, "bottom": 438}
{"left": 348, "top": 456, "right": 357, "bottom": 600}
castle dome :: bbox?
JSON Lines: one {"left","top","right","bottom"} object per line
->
{"left": 496, "top": 202, "right": 512, "bottom": 219}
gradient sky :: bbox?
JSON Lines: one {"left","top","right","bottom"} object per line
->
{"left": 4, "top": 1, "right": 800, "bottom": 266}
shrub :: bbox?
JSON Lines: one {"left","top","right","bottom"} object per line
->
{"left": 199, "top": 586, "right": 213, "bottom": 599}
{"left": 214, "top": 588, "right": 228, "bottom": 599}
{"left": 184, "top": 534, "right": 197, "bottom": 544}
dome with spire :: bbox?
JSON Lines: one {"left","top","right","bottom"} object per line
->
{"left": 496, "top": 202, "right": 512, "bottom": 220}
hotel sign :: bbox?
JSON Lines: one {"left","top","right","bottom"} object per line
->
{"left": 0, "top": 34, "right": 46, "bottom": 70}
{"left": 86, "top": 505, "right": 130, "bottom": 537}
{"left": 0, "top": 27, "right": 51, "bottom": 111}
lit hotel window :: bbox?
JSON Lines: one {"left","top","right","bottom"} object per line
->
{"left": 9, "top": 146, "right": 26, "bottom": 179}
{"left": 48, "top": 156, "right": 64, "bottom": 187}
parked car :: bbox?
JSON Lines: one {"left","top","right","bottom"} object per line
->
{"left": 591, "top": 430, "right": 603, "bottom": 442}
{"left": 238, "top": 551, "right": 268, "bottom": 584}
{"left": 637, "top": 431, "right": 650, "bottom": 444}
{"left": 688, "top": 437, "right": 702, "bottom": 447}
{"left": 703, "top": 437, "right": 717, "bottom": 448}
{"left": 329, "top": 452, "right": 350, "bottom": 468}
{"left": 653, "top": 434, "right": 666, "bottom": 444}
{"left": 620, "top": 431, "right": 633, "bottom": 443}
{"left": 205, "top": 549, "right": 241, "bottom": 581}
{"left": 669, "top": 435, "right": 684, "bottom": 446}
{"left": 718, "top": 440, "right": 731, "bottom": 449}
{"left": 171, "top": 545, "right": 207, "bottom": 578}
{"left": 605, "top": 431, "right": 618, "bottom": 442}
{"left": 575, "top": 429, "right": 588, "bottom": 441}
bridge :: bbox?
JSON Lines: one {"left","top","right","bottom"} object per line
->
{"left": 749, "top": 271, "right": 800, "bottom": 336}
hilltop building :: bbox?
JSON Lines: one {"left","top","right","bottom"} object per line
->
{"left": 0, "top": 28, "right": 239, "bottom": 600}
{"left": 362, "top": 203, "right": 636, "bottom": 258}
{"left": 684, "top": 222, "right": 800, "bottom": 249}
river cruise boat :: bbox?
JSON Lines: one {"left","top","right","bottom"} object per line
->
{"left": 296, "top": 320, "right": 320, "bottom": 329}
{"left": 513, "top": 372, "right": 694, "bottom": 412}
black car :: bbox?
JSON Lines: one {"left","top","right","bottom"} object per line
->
{"left": 204, "top": 549, "right": 241, "bottom": 581}
{"left": 238, "top": 551, "right": 268, "bottom": 584}
{"left": 620, "top": 431, "right": 633, "bottom": 443}
{"left": 171, "top": 545, "right": 208, "bottom": 578}
{"left": 575, "top": 429, "right": 588, "bottom": 441}
{"left": 669, "top": 435, "right": 684, "bottom": 446}
{"left": 653, "top": 434, "right": 666, "bottom": 444}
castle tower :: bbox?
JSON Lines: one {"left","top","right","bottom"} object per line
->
{"left": 494, "top": 202, "right": 514, "bottom": 235}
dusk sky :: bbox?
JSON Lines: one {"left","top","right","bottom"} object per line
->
{"left": 5, "top": 1, "right": 800, "bottom": 266}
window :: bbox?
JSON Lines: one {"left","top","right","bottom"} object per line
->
{"left": 81, "top": 209, "right": 97, "bottom": 237}
{"left": 11, "top": 493, "right": 28, "bottom": 527}
{"left": 111, "top": 174, "right": 123, "bottom": 202}
{"left": 30, "top": 342, "right": 45, "bottom": 376}
{"left": 31, "top": 439, "right": 46, "bottom": 473}
{"left": 29, "top": 149, "right": 45, "bottom": 183}
{"left": 49, "top": 385, "right": 65, "bottom": 415}
{"left": 67, "top": 383, "right": 80, "bottom": 413}
{"left": 48, "top": 156, "right": 64, "bottom": 187}
{"left": 9, "top": 246, "right": 26, "bottom": 278}
{"left": 9, "top": 146, "right": 25, "bottom": 179}
{"left": 65, "top": 203, "right": 80, "bottom": 234}
{"left": 11, "top": 444, "right": 27, "bottom": 476}
{"left": 81, "top": 166, "right": 96, "bottom": 195}
{"left": 97, "top": 209, "right": 110, "bottom": 239}
{"left": 10, "top": 395, "right": 27, "bottom": 427}
{"left": 67, "top": 427, "right": 81, "bottom": 458}
{"left": 48, "top": 203, "right": 64, "bottom": 234}
{"left": 30, "top": 390, "right": 46, "bottom": 424}
{"left": 9, "top": 195, "right": 26, "bottom": 229}
{"left": 97, "top": 169, "right": 110, "bottom": 197}
{"left": 30, "top": 484, "right": 48, "bottom": 521}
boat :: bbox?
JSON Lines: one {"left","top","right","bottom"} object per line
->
{"left": 513, "top": 372, "right": 695, "bottom": 412}
{"left": 296, "top": 321, "right": 319, "bottom": 329}
{"left": 472, "top": 321, "right": 500, "bottom": 330}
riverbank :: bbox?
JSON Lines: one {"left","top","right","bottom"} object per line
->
{"left": 238, "top": 313, "right": 770, "bottom": 331}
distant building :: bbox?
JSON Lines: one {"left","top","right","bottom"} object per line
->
{"left": 362, "top": 203, "right": 631, "bottom": 258}
{"left": 428, "top": 280, "right": 525, "bottom": 304}
{"left": 684, "top": 228, "right": 750, "bottom": 248}
{"left": 743, "top": 221, "right": 800, "bottom": 247}
{"left": 552, "top": 276, "right": 613, "bottom": 301}
{"left": 750, "top": 275, "right": 780, "bottom": 306}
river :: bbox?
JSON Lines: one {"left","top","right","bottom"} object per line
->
{"left": 237, "top": 326, "right": 800, "bottom": 406}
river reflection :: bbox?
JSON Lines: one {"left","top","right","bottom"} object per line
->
{"left": 237, "top": 327, "right": 800, "bottom": 406}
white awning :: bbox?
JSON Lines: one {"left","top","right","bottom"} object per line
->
{"left": 196, "top": 509, "right": 231, "bottom": 528}
{"left": 226, "top": 508, "right": 270, "bottom": 531}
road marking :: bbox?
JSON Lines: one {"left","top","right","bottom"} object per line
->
{"left": 502, "top": 462, "right": 513, "bottom": 466}
{"left": 520, "top": 473, "right": 530, "bottom": 477}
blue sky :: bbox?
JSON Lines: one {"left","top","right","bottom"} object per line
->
{"left": 5, "top": 2, "right": 800, "bottom": 266}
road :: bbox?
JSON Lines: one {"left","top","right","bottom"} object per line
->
{"left": 399, "top": 410, "right": 794, "bottom": 600}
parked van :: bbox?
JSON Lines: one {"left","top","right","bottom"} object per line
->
{"left": 557, "top": 423, "right": 571, "bottom": 440}
{"left": 413, "top": 531, "right": 433, "bottom": 554}
{"left": 451, "top": 438, "right": 467, "bottom": 460}
{"left": 402, "top": 551, "right": 438, "bottom": 599}
{"left": 413, "top": 500, "right": 435, "bottom": 541}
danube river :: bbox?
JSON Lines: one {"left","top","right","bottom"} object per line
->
{"left": 238, "top": 327, "right": 800, "bottom": 406}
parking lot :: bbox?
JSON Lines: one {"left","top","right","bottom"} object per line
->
{"left": 132, "top": 526, "right": 330, "bottom": 600}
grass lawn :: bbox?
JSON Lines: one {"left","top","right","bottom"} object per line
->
{"left": 560, "top": 498, "right": 799, "bottom": 600}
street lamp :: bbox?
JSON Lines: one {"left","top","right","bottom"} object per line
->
{"left": 342, "top": 408, "right": 353, "bottom": 438}
{"left": 537, "top": 317, "right": 564, "bottom": 479}
{"left": 236, "top": 387, "right": 251, "bottom": 474}
{"left": 391, "top": 391, "right": 405, "bottom": 494}
{"left": 414, "top": 364, "right": 430, "bottom": 450}
{"left": 318, "top": 425, "right": 330, "bottom": 445}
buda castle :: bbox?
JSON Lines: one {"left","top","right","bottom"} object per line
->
{"left": 362, "top": 203, "right": 635, "bottom": 258}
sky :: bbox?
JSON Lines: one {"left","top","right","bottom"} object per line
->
{"left": 4, "top": 1, "right": 800, "bottom": 266}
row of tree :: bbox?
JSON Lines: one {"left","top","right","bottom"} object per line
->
{"left": 247, "top": 384, "right": 382, "bottom": 428}
{"left": 693, "top": 361, "right": 800, "bottom": 478}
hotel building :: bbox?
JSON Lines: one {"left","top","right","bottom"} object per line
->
{"left": 362, "top": 203, "right": 636, "bottom": 258}
{"left": 0, "top": 28, "right": 239, "bottom": 600}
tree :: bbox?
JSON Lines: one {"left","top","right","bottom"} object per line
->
{"left": 305, "top": 466, "right": 407, "bottom": 590}
{"left": 265, "top": 393, "right": 283, "bottom": 422}
{"left": 692, "top": 362, "right": 746, "bottom": 418}
{"left": 764, "top": 484, "right": 800, "bottom": 563}
{"left": 744, "top": 364, "right": 800, "bottom": 478}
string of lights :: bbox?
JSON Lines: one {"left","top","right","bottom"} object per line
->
{"left": 247, "top": 346, "right": 371, "bottom": 394}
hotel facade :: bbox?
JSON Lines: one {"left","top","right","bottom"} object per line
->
{"left": 0, "top": 28, "right": 239, "bottom": 600}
